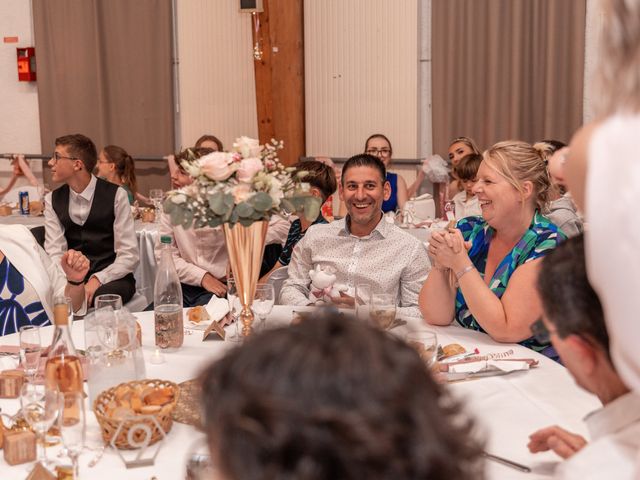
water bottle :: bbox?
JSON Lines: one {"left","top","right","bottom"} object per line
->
{"left": 154, "top": 235, "right": 184, "bottom": 349}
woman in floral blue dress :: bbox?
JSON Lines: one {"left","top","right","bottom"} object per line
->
{"left": 0, "top": 225, "right": 89, "bottom": 335}
{"left": 419, "top": 141, "right": 565, "bottom": 357}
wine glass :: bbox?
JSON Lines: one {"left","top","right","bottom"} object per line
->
{"left": 370, "top": 293, "right": 397, "bottom": 330}
{"left": 20, "top": 383, "right": 62, "bottom": 469}
{"left": 94, "top": 294, "right": 122, "bottom": 311}
{"left": 406, "top": 330, "right": 439, "bottom": 367}
{"left": 354, "top": 283, "right": 372, "bottom": 322}
{"left": 252, "top": 284, "right": 275, "bottom": 331}
{"left": 19, "top": 325, "right": 41, "bottom": 382}
{"left": 59, "top": 392, "right": 86, "bottom": 479}
{"left": 227, "top": 278, "right": 242, "bottom": 342}
{"left": 149, "top": 189, "right": 164, "bottom": 221}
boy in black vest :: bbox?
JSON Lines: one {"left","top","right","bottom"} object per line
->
{"left": 44, "top": 134, "right": 139, "bottom": 306}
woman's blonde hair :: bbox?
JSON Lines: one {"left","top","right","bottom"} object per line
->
{"left": 483, "top": 140, "right": 551, "bottom": 211}
{"left": 449, "top": 136, "right": 481, "bottom": 155}
{"left": 595, "top": 0, "right": 640, "bottom": 116}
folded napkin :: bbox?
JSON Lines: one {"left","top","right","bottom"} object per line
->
{"left": 187, "top": 296, "right": 230, "bottom": 328}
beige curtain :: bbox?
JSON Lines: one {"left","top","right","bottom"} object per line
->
{"left": 431, "top": 0, "right": 586, "bottom": 155}
{"left": 32, "top": 0, "right": 174, "bottom": 190}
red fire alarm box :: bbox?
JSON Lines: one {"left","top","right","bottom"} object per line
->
{"left": 17, "top": 47, "right": 36, "bottom": 82}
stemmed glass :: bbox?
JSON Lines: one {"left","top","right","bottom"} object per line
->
{"left": 20, "top": 383, "right": 62, "bottom": 469}
{"left": 59, "top": 392, "right": 86, "bottom": 479}
{"left": 252, "top": 284, "right": 275, "bottom": 331}
{"left": 227, "top": 278, "right": 242, "bottom": 342}
{"left": 95, "top": 294, "right": 122, "bottom": 312}
{"left": 406, "top": 330, "right": 439, "bottom": 367}
{"left": 370, "top": 293, "right": 397, "bottom": 330}
{"left": 19, "top": 325, "right": 41, "bottom": 382}
{"left": 149, "top": 189, "right": 164, "bottom": 221}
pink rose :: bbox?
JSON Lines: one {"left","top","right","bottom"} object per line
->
{"left": 236, "top": 157, "right": 263, "bottom": 183}
{"left": 232, "top": 183, "right": 252, "bottom": 203}
{"left": 199, "top": 152, "right": 234, "bottom": 181}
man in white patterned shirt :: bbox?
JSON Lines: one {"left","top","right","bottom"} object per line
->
{"left": 280, "top": 154, "right": 430, "bottom": 317}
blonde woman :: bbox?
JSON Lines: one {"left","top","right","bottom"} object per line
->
{"left": 419, "top": 141, "right": 565, "bottom": 357}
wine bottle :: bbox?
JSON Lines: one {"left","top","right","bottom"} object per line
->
{"left": 45, "top": 297, "right": 84, "bottom": 423}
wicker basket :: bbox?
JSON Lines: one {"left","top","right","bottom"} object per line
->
{"left": 93, "top": 379, "right": 180, "bottom": 450}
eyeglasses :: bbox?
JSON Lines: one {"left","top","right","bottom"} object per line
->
{"left": 366, "top": 148, "right": 391, "bottom": 157}
{"left": 530, "top": 317, "right": 556, "bottom": 344}
{"left": 51, "top": 152, "right": 80, "bottom": 163}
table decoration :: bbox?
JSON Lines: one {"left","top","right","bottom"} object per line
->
{"left": 0, "top": 370, "right": 25, "bottom": 398}
{"left": 26, "top": 462, "right": 56, "bottom": 480}
{"left": 3, "top": 429, "right": 36, "bottom": 465}
{"left": 172, "top": 379, "right": 202, "bottom": 428}
{"left": 163, "top": 136, "right": 321, "bottom": 336}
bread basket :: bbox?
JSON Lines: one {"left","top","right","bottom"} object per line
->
{"left": 93, "top": 379, "right": 180, "bottom": 450}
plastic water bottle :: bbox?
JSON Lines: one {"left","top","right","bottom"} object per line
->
{"left": 154, "top": 235, "right": 184, "bottom": 350}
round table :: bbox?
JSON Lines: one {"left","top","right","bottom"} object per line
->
{"left": 0, "top": 307, "right": 600, "bottom": 479}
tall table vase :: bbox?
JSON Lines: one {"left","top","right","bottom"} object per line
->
{"left": 223, "top": 220, "right": 268, "bottom": 337}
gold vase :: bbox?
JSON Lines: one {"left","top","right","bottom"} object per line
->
{"left": 223, "top": 221, "right": 268, "bottom": 337}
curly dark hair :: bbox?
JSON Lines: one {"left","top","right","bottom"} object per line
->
{"left": 200, "top": 313, "right": 484, "bottom": 480}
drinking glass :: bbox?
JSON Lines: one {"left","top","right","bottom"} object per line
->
{"left": 94, "top": 294, "right": 122, "bottom": 311}
{"left": 354, "top": 283, "right": 372, "bottom": 322}
{"left": 59, "top": 392, "right": 86, "bottom": 479}
{"left": 252, "top": 284, "right": 275, "bottom": 331}
{"left": 19, "top": 325, "right": 41, "bottom": 382}
{"left": 20, "top": 383, "right": 62, "bottom": 469}
{"left": 185, "top": 437, "right": 216, "bottom": 480}
{"left": 406, "top": 330, "right": 439, "bottom": 367}
{"left": 149, "top": 189, "right": 164, "bottom": 221}
{"left": 370, "top": 293, "right": 397, "bottom": 330}
{"left": 227, "top": 278, "right": 242, "bottom": 342}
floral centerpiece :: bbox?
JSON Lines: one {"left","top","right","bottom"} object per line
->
{"left": 163, "top": 136, "right": 319, "bottom": 228}
{"left": 162, "top": 136, "right": 320, "bottom": 336}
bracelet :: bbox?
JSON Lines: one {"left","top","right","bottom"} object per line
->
{"left": 67, "top": 279, "right": 84, "bottom": 286}
{"left": 455, "top": 264, "right": 475, "bottom": 280}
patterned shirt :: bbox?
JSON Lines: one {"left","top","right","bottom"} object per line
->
{"left": 0, "top": 255, "right": 50, "bottom": 336}
{"left": 454, "top": 212, "right": 566, "bottom": 353}
{"left": 278, "top": 215, "right": 328, "bottom": 266}
{"left": 280, "top": 216, "right": 431, "bottom": 317}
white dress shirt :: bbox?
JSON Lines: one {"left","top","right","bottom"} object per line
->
{"left": 555, "top": 392, "right": 640, "bottom": 479}
{"left": 44, "top": 175, "right": 139, "bottom": 285}
{"left": 453, "top": 190, "right": 481, "bottom": 220}
{"left": 156, "top": 213, "right": 291, "bottom": 286}
{"left": 280, "top": 216, "right": 431, "bottom": 317}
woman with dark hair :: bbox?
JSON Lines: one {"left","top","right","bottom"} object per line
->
{"left": 201, "top": 313, "right": 483, "bottom": 480}
{"left": 194, "top": 134, "right": 224, "bottom": 152}
{"left": 96, "top": 145, "right": 141, "bottom": 205}
{"left": 364, "top": 133, "right": 408, "bottom": 212}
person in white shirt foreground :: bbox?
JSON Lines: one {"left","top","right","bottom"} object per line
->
{"left": 528, "top": 234, "right": 639, "bottom": 479}
{"left": 44, "top": 134, "right": 139, "bottom": 306}
{"left": 280, "top": 154, "right": 430, "bottom": 317}
{"left": 157, "top": 147, "right": 290, "bottom": 307}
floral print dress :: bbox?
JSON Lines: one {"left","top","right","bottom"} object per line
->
{"left": 454, "top": 212, "right": 566, "bottom": 355}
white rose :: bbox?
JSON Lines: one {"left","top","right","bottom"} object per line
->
{"left": 172, "top": 193, "right": 187, "bottom": 204}
{"left": 233, "top": 136, "right": 262, "bottom": 158}
{"left": 269, "top": 177, "right": 284, "bottom": 207}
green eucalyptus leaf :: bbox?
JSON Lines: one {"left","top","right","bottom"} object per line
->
{"left": 208, "top": 192, "right": 227, "bottom": 215}
{"left": 163, "top": 198, "right": 175, "bottom": 213}
{"left": 238, "top": 217, "right": 255, "bottom": 227}
{"left": 223, "top": 193, "right": 235, "bottom": 207}
{"left": 250, "top": 191, "right": 273, "bottom": 212}
{"left": 280, "top": 198, "right": 296, "bottom": 214}
{"left": 302, "top": 196, "right": 322, "bottom": 222}
{"left": 170, "top": 208, "right": 184, "bottom": 227}
{"left": 208, "top": 217, "right": 223, "bottom": 228}
{"left": 181, "top": 209, "right": 194, "bottom": 228}
{"left": 236, "top": 202, "right": 254, "bottom": 218}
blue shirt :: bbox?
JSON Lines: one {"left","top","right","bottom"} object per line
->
{"left": 381, "top": 172, "right": 398, "bottom": 213}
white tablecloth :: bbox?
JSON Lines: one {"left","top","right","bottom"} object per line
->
{"left": 0, "top": 216, "right": 159, "bottom": 306}
{"left": 0, "top": 308, "right": 600, "bottom": 479}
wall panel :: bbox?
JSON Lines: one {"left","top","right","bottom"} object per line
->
{"left": 177, "top": 0, "right": 258, "bottom": 150}
{"left": 304, "top": 0, "right": 419, "bottom": 159}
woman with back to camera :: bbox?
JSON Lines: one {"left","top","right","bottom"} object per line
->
{"left": 200, "top": 312, "right": 483, "bottom": 480}
{"left": 420, "top": 140, "right": 565, "bottom": 358}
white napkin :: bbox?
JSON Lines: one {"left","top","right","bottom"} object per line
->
{"left": 0, "top": 356, "right": 19, "bottom": 371}
{"left": 449, "top": 360, "right": 530, "bottom": 374}
{"left": 204, "top": 296, "right": 230, "bottom": 323}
